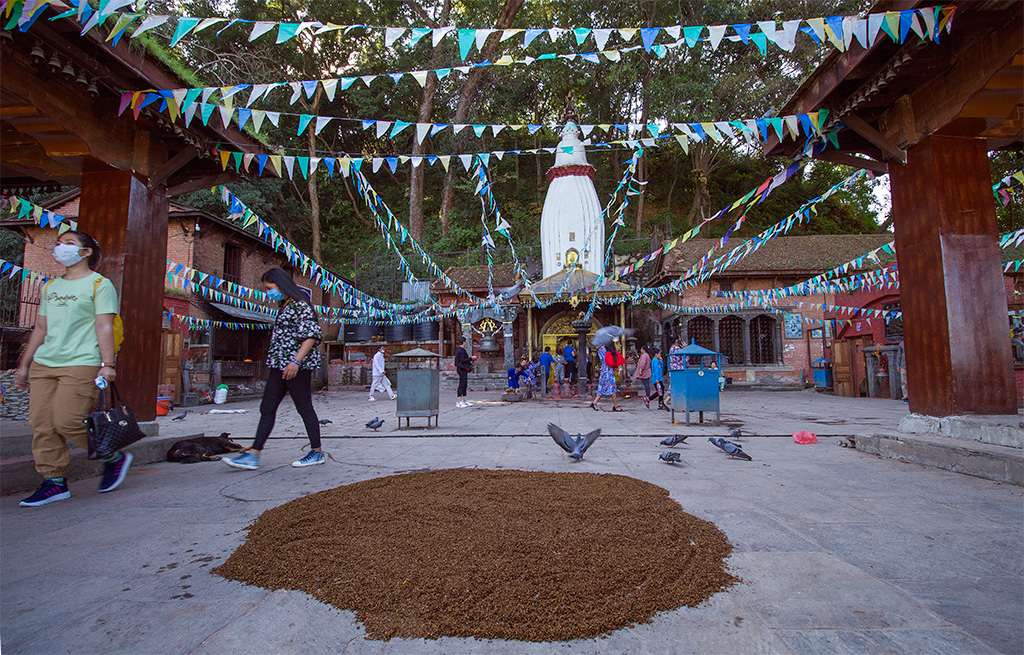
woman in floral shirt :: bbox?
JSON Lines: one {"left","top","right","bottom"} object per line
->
{"left": 225, "top": 268, "right": 324, "bottom": 470}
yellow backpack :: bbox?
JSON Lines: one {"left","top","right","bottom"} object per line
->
{"left": 42, "top": 276, "right": 125, "bottom": 353}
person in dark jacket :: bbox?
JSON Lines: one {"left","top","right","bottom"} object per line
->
{"left": 454, "top": 336, "right": 473, "bottom": 407}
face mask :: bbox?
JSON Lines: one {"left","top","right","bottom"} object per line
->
{"left": 53, "top": 243, "right": 84, "bottom": 266}
{"left": 267, "top": 288, "right": 286, "bottom": 301}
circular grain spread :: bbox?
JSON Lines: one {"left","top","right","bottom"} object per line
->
{"left": 214, "top": 469, "right": 737, "bottom": 642}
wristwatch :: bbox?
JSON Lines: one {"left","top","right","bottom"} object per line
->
{"left": 100, "top": 362, "right": 114, "bottom": 368}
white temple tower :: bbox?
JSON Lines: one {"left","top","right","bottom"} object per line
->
{"left": 539, "top": 125, "right": 603, "bottom": 278}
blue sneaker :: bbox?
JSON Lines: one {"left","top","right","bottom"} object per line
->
{"left": 292, "top": 450, "right": 326, "bottom": 468}
{"left": 224, "top": 452, "right": 259, "bottom": 470}
{"left": 20, "top": 478, "right": 71, "bottom": 507}
{"left": 98, "top": 451, "right": 133, "bottom": 493}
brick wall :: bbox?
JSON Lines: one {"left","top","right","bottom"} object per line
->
{"left": 659, "top": 277, "right": 830, "bottom": 383}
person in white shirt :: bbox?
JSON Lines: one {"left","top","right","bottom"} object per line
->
{"left": 368, "top": 345, "right": 395, "bottom": 401}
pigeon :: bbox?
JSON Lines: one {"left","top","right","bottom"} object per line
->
{"left": 708, "top": 437, "right": 752, "bottom": 461}
{"left": 171, "top": 410, "right": 190, "bottom": 421}
{"left": 659, "top": 451, "right": 682, "bottom": 464}
{"left": 488, "top": 280, "right": 523, "bottom": 303}
{"left": 366, "top": 417, "right": 384, "bottom": 431}
{"left": 319, "top": 419, "right": 333, "bottom": 425}
{"left": 547, "top": 423, "right": 601, "bottom": 460}
{"left": 660, "top": 435, "right": 688, "bottom": 447}
{"left": 589, "top": 325, "right": 635, "bottom": 348}
{"left": 730, "top": 428, "right": 742, "bottom": 439}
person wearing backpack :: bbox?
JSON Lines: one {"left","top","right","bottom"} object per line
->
{"left": 13, "top": 230, "right": 126, "bottom": 507}
{"left": 590, "top": 340, "right": 626, "bottom": 412}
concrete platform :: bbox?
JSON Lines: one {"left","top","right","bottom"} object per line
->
{"left": 2, "top": 433, "right": 1021, "bottom": 654}
{"left": 855, "top": 432, "right": 1024, "bottom": 485}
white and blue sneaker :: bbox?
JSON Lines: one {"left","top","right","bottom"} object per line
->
{"left": 224, "top": 452, "right": 259, "bottom": 470}
{"left": 292, "top": 450, "right": 326, "bottom": 467}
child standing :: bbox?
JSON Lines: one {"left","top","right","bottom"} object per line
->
{"left": 645, "top": 348, "right": 667, "bottom": 410}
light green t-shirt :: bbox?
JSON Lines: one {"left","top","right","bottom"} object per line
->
{"left": 34, "top": 272, "right": 119, "bottom": 368}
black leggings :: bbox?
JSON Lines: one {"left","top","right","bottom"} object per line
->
{"left": 253, "top": 368, "right": 320, "bottom": 451}
{"left": 457, "top": 369, "right": 468, "bottom": 396}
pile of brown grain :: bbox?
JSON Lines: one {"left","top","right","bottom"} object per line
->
{"left": 214, "top": 469, "right": 737, "bottom": 641}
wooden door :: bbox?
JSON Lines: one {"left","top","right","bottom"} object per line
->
{"left": 161, "top": 330, "right": 183, "bottom": 403}
{"left": 852, "top": 336, "right": 873, "bottom": 398}
{"left": 832, "top": 339, "right": 855, "bottom": 397}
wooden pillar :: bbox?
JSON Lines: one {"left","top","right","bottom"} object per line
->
{"left": 889, "top": 135, "right": 1015, "bottom": 416}
{"left": 78, "top": 163, "right": 168, "bottom": 422}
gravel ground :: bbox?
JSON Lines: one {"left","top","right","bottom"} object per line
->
{"left": 214, "top": 468, "right": 738, "bottom": 642}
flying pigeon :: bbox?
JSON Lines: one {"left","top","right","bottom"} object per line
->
{"left": 488, "top": 280, "right": 524, "bottom": 303}
{"left": 319, "top": 419, "right": 333, "bottom": 425}
{"left": 660, "top": 435, "right": 688, "bottom": 447}
{"left": 708, "top": 437, "right": 752, "bottom": 461}
{"left": 730, "top": 428, "right": 742, "bottom": 439}
{"left": 589, "top": 325, "right": 635, "bottom": 348}
{"left": 366, "top": 417, "right": 384, "bottom": 431}
{"left": 547, "top": 423, "right": 601, "bottom": 460}
{"left": 659, "top": 451, "right": 682, "bottom": 464}
{"left": 171, "top": 410, "right": 190, "bottom": 421}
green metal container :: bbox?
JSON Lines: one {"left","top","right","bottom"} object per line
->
{"left": 393, "top": 347, "right": 440, "bottom": 428}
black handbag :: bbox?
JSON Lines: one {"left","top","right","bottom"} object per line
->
{"left": 85, "top": 382, "right": 146, "bottom": 460}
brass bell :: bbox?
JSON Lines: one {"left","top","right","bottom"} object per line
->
{"left": 479, "top": 335, "right": 500, "bottom": 352}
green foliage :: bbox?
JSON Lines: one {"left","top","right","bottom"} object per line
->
{"left": 146, "top": 0, "right": 903, "bottom": 284}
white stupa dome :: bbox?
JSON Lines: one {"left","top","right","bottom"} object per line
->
{"left": 539, "top": 125, "right": 603, "bottom": 278}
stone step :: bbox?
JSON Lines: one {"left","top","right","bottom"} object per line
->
{"left": 855, "top": 432, "right": 1024, "bottom": 485}
{"left": 0, "top": 431, "right": 201, "bottom": 496}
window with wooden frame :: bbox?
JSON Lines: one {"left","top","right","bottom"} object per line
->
{"left": 223, "top": 242, "right": 242, "bottom": 284}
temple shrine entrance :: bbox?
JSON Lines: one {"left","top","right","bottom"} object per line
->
{"left": 539, "top": 312, "right": 602, "bottom": 355}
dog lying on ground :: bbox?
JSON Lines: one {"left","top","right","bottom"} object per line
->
{"left": 167, "top": 433, "right": 244, "bottom": 463}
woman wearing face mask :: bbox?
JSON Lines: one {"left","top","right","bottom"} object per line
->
{"left": 14, "top": 231, "right": 126, "bottom": 507}
{"left": 224, "top": 268, "right": 324, "bottom": 470}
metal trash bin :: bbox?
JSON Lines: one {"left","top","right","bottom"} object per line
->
{"left": 811, "top": 357, "right": 833, "bottom": 388}
{"left": 393, "top": 347, "right": 440, "bottom": 428}
{"left": 667, "top": 340, "right": 721, "bottom": 426}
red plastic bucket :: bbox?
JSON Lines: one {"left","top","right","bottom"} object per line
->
{"left": 156, "top": 397, "right": 172, "bottom": 416}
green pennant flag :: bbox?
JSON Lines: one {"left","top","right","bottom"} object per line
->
{"left": 169, "top": 17, "right": 202, "bottom": 47}
{"left": 276, "top": 22, "right": 300, "bottom": 43}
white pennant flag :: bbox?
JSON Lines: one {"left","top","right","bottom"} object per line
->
{"left": 756, "top": 20, "right": 779, "bottom": 47}
{"left": 593, "top": 28, "right": 612, "bottom": 50}
{"left": 249, "top": 21, "right": 276, "bottom": 42}
{"left": 321, "top": 79, "right": 338, "bottom": 101}
{"left": 432, "top": 26, "right": 454, "bottom": 46}
{"left": 372, "top": 158, "right": 384, "bottom": 173}
{"left": 459, "top": 155, "right": 474, "bottom": 171}
{"left": 251, "top": 109, "right": 266, "bottom": 133}
{"left": 376, "top": 121, "right": 392, "bottom": 138}
{"left": 707, "top": 25, "right": 727, "bottom": 50}
{"left": 385, "top": 27, "right": 406, "bottom": 47}
{"left": 416, "top": 123, "right": 431, "bottom": 144}
{"left": 780, "top": 19, "right": 800, "bottom": 51}
{"left": 475, "top": 29, "right": 495, "bottom": 51}
{"left": 218, "top": 105, "right": 234, "bottom": 128}
{"left": 265, "top": 111, "right": 280, "bottom": 127}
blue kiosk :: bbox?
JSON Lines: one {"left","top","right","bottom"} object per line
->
{"left": 668, "top": 340, "right": 722, "bottom": 426}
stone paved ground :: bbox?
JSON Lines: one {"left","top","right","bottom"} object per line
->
{"left": 2, "top": 390, "right": 1021, "bottom": 654}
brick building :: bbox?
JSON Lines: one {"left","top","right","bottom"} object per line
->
{"left": 2, "top": 190, "right": 337, "bottom": 405}
{"left": 649, "top": 234, "right": 896, "bottom": 387}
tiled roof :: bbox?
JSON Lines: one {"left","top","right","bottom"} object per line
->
{"left": 431, "top": 264, "right": 519, "bottom": 292}
{"left": 656, "top": 234, "right": 897, "bottom": 280}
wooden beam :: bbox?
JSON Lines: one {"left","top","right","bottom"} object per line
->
{"left": 167, "top": 172, "right": 239, "bottom": 197}
{"left": 149, "top": 146, "right": 197, "bottom": 190}
{"left": 880, "top": 7, "right": 1024, "bottom": 147}
{"left": 814, "top": 150, "right": 889, "bottom": 174}
{"left": 842, "top": 113, "right": 907, "bottom": 165}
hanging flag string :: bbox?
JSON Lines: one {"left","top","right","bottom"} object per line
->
{"left": 28, "top": 0, "right": 957, "bottom": 61}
